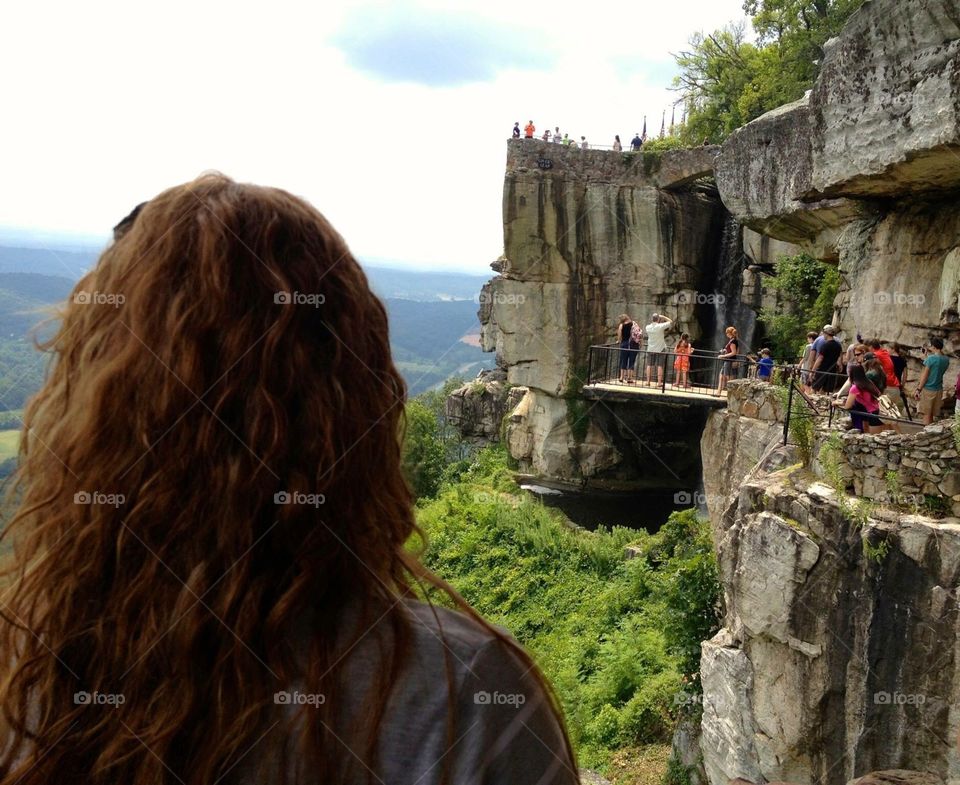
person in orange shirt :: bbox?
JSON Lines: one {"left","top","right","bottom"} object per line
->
{"left": 868, "top": 338, "right": 904, "bottom": 414}
{"left": 524, "top": 120, "right": 535, "bottom": 138}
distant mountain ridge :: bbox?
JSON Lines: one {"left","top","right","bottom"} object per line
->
{"left": 0, "top": 255, "right": 488, "bottom": 409}
{"left": 0, "top": 244, "right": 489, "bottom": 302}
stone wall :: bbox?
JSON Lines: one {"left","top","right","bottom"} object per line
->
{"left": 725, "top": 378, "right": 784, "bottom": 421}
{"left": 701, "top": 380, "right": 787, "bottom": 522}
{"left": 821, "top": 424, "right": 960, "bottom": 516}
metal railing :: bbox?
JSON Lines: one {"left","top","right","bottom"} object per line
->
{"left": 586, "top": 343, "right": 772, "bottom": 397}
{"left": 781, "top": 366, "right": 917, "bottom": 443}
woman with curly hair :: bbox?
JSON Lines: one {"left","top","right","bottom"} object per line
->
{"left": 0, "top": 174, "right": 577, "bottom": 785}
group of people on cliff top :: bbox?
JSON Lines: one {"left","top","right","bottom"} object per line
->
{"left": 799, "top": 324, "right": 954, "bottom": 430}
{"left": 613, "top": 315, "right": 774, "bottom": 395}
{"left": 512, "top": 121, "right": 645, "bottom": 152}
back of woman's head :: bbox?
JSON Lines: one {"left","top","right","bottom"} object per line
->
{"left": 0, "top": 174, "right": 527, "bottom": 784}
{"left": 10, "top": 172, "right": 412, "bottom": 591}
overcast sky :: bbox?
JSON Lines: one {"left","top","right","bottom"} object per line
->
{"left": 0, "top": 0, "right": 748, "bottom": 273}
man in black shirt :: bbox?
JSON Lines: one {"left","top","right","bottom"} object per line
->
{"left": 811, "top": 325, "right": 843, "bottom": 392}
{"left": 630, "top": 133, "right": 642, "bottom": 151}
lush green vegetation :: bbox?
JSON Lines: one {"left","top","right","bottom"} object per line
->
{"left": 759, "top": 252, "right": 840, "bottom": 361}
{"left": 411, "top": 445, "right": 721, "bottom": 773}
{"left": 400, "top": 377, "right": 479, "bottom": 498}
{"left": 0, "top": 272, "right": 71, "bottom": 412}
{"left": 0, "top": 429, "right": 18, "bottom": 481}
{"left": 674, "top": 0, "right": 867, "bottom": 143}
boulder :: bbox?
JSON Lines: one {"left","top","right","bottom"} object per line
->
{"left": 810, "top": 0, "right": 960, "bottom": 199}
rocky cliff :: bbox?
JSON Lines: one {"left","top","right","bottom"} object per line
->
{"left": 716, "top": 0, "right": 960, "bottom": 375}
{"left": 694, "top": 3, "right": 960, "bottom": 781}
{"left": 697, "top": 381, "right": 960, "bottom": 785}
{"left": 474, "top": 141, "right": 763, "bottom": 488}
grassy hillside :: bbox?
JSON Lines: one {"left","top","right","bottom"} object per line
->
{"left": 0, "top": 274, "right": 72, "bottom": 411}
{"left": 413, "top": 447, "right": 721, "bottom": 780}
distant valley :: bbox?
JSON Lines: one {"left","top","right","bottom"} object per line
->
{"left": 0, "top": 243, "right": 490, "bottom": 417}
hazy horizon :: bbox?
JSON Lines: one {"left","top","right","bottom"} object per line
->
{"left": 0, "top": 227, "right": 495, "bottom": 277}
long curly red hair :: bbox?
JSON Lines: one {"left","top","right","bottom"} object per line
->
{"left": 0, "top": 174, "right": 574, "bottom": 784}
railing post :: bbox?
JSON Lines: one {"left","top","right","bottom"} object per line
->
{"left": 783, "top": 379, "right": 794, "bottom": 446}
{"left": 661, "top": 353, "right": 668, "bottom": 394}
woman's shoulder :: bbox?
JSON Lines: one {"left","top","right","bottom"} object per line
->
{"left": 402, "top": 599, "right": 507, "bottom": 656}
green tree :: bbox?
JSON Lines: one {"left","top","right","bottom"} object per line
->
{"left": 401, "top": 400, "right": 447, "bottom": 499}
{"left": 675, "top": 0, "right": 867, "bottom": 143}
{"left": 674, "top": 24, "right": 762, "bottom": 143}
{"left": 758, "top": 253, "right": 839, "bottom": 359}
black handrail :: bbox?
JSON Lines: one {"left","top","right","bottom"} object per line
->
{"left": 780, "top": 366, "right": 916, "bottom": 442}
{"left": 585, "top": 344, "right": 777, "bottom": 397}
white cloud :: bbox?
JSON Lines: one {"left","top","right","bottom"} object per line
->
{"left": 0, "top": 0, "right": 748, "bottom": 272}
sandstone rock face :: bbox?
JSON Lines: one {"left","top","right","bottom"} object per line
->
{"left": 833, "top": 203, "right": 960, "bottom": 378}
{"left": 505, "top": 385, "right": 707, "bottom": 489}
{"left": 717, "top": 0, "right": 960, "bottom": 399}
{"left": 505, "top": 387, "right": 622, "bottom": 482}
{"left": 700, "top": 466, "right": 960, "bottom": 785}
{"left": 743, "top": 228, "right": 802, "bottom": 268}
{"left": 479, "top": 140, "right": 762, "bottom": 486}
{"left": 715, "top": 96, "right": 864, "bottom": 253}
{"left": 445, "top": 369, "right": 524, "bottom": 444}
{"left": 847, "top": 772, "right": 947, "bottom": 785}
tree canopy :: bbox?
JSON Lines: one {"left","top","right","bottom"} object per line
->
{"left": 674, "top": 0, "right": 867, "bottom": 143}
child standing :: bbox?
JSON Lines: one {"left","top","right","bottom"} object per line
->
{"left": 757, "top": 348, "right": 774, "bottom": 383}
{"left": 674, "top": 333, "right": 692, "bottom": 388}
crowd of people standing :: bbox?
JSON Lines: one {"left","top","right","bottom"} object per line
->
{"left": 512, "top": 121, "right": 646, "bottom": 152}
{"left": 611, "top": 316, "right": 955, "bottom": 432}
{"left": 800, "top": 324, "right": 952, "bottom": 430}
{"left": 613, "top": 315, "right": 765, "bottom": 394}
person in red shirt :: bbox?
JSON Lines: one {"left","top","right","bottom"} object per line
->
{"left": 868, "top": 338, "right": 904, "bottom": 414}
{"left": 524, "top": 120, "right": 535, "bottom": 139}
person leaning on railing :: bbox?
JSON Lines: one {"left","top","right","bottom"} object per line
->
{"left": 716, "top": 326, "right": 740, "bottom": 394}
